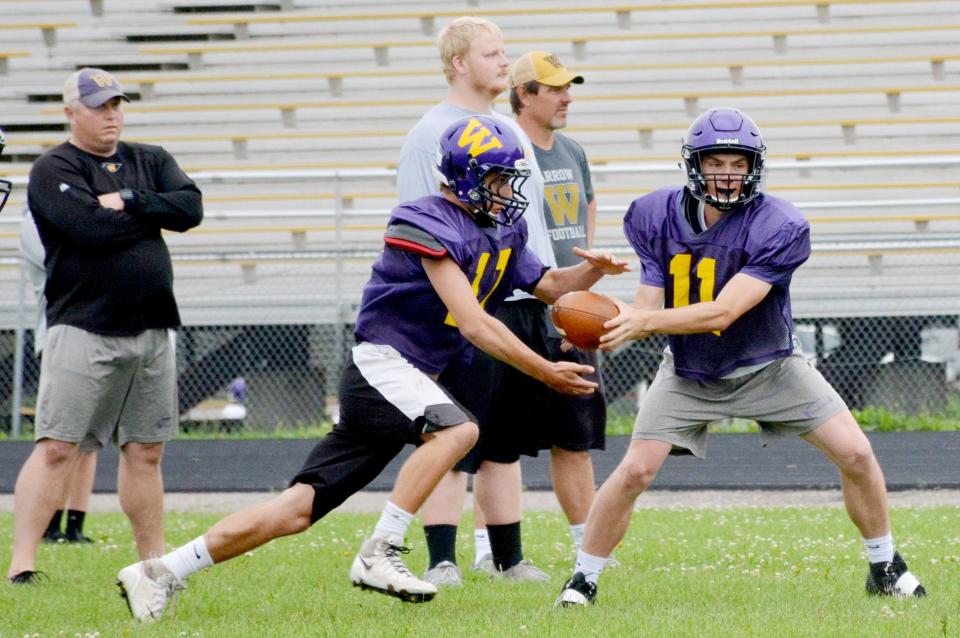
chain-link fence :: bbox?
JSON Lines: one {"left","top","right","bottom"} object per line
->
{"left": 2, "top": 256, "right": 958, "bottom": 436}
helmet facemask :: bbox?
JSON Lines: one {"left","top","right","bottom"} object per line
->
{"left": 681, "top": 107, "right": 766, "bottom": 212}
{"left": 464, "top": 157, "right": 531, "bottom": 226}
{"left": 681, "top": 146, "right": 764, "bottom": 212}
{"left": 0, "top": 180, "right": 10, "bottom": 214}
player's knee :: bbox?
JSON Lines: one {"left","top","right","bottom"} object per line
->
{"left": 836, "top": 444, "right": 877, "bottom": 477}
{"left": 616, "top": 458, "right": 658, "bottom": 495}
{"left": 274, "top": 486, "right": 315, "bottom": 535}
{"left": 122, "top": 441, "right": 165, "bottom": 468}
{"left": 37, "top": 439, "right": 79, "bottom": 468}
{"left": 449, "top": 420, "right": 479, "bottom": 452}
{"left": 280, "top": 510, "right": 313, "bottom": 536}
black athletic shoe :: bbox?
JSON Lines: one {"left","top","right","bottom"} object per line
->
{"left": 42, "top": 529, "right": 67, "bottom": 544}
{"left": 65, "top": 530, "right": 95, "bottom": 544}
{"left": 554, "top": 572, "right": 597, "bottom": 607}
{"left": 866, "top": 551, "right": 926, "bottom": 598}
{"left": 9, "top": 570, "right": 48, "bottom": 585}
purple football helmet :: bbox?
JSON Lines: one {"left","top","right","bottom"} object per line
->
{"left": 434, "top": 115, "right": 531, "bottom": 226}
{"left": 0, "top": 127, "right": 11, "bottom": 213}
{"left": 681, "top": 107, "right": 766, "bottom": 211}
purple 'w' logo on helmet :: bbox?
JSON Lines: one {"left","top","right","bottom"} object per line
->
{"left": 434, "top": 115, "right": 531, "bottom": 226}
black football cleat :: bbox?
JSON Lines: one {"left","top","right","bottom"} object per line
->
{"left": 554, "top": 572, "right": 597, "bottom": 608}
{"left": 65, "top": 530, "right": 95, "bottom": 544}
{"left": 42, "top": 529, "right": 67, "bottom": 544}
{"left": 9, "top": 570, "right": 48, "bottom": 585}
{"left": 865, "top": 551, "right": 926, "bottom": 598}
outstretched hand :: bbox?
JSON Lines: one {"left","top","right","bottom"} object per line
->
{"left": 572, "top": 247, "right": 631, "bottom": 276}
{"left": 598, "top": 297, "right": 653, "bottom": 351}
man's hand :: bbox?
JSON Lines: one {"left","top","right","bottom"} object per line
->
{"left": 599, "top": 297, "right": 653, "bottom": 351}
{"left": 98, "top": 192, "right": 124, "bottom": 210}
{"left": 572, "top": 246, "right": 631, "bottom": 275}
{"left": 540, "top": 361, "right": 598, "bottom": 396}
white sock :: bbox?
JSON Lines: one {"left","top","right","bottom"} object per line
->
{"left": 474, "top": 529, "right": 491, "bottom": 564}
{"left": 864, "top": 533, "right": 894, "bottom": 564}
{"left": 574, "top": 550, "right": 608, "bottom": 585}
{"left": 160, "top": 535, "right": 214, "bottom": 582}
{"left": 569, "top": 523, "right": 586, "bottom": 551}
{"left": 372, "top": 501, "right": 414, "bottom": 540}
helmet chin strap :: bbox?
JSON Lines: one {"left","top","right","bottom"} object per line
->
{"left": 463, "top": 195, "right": 497, "bottom": 227}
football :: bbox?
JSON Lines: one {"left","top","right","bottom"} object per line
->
{"left": 550, "top": 291, "right": 620, "bottom": 350}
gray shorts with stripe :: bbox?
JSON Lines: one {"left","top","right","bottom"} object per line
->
{"left": 633, "top": 352, "right": 847, "bottom": 459}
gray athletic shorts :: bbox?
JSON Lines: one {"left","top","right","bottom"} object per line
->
{"left": 35, "top": 324, "right": 178, "bottom": 448}
{"left": 633, "top": 352, "right": 847, "bottom": 459}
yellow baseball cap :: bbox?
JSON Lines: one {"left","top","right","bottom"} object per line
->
{"left": 509, "top": 51, "right": 584, "bottom": 88}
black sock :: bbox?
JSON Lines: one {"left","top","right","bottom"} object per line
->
{"left": 488, "top": 521, "right": 523, "bottom": 572}
{"left": 66, "top": 510, "right": 86, "bottom": 536}
{"left": 424, "top": 524, "right": 458, "bottom": 568}
{"left": 45, "top": 510, "right": 64, "bottom": 536}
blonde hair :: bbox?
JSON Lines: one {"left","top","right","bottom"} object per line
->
{"left": 437, "top": 17, "right": 502, "bottom": 83}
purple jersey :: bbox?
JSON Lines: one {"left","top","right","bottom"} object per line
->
{"left": 624, "top": 187, "right": 810, "bottom": 380}
{"left": 355, "top": 195, "right": 548, "bottom": 374}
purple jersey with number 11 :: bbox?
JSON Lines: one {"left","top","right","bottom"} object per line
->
{"left": 624, "top": 187, "right": 811, "bottom": 380}
{"left": 355, "top": 195, "right": 548, "bottom": 375}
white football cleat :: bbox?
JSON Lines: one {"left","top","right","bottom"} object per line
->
{"left": 349, "top": 536, "right": 437, "bottom": 603}
{"left": 116, "top": 558, "right": 184, "bottom": 622}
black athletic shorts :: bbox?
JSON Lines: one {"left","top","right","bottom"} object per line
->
{"left": 290, "top": 342, "right": 473, "bottom": 522}
{"left": 445, "top": 299, "right": 606, "bottom": 474}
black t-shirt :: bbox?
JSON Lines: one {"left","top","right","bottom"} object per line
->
{"left": 27, "top": 141, "right": 203, "bottom": 336}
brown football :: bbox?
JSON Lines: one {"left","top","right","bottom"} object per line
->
{"left": 550, "top": 291, "right": 620, "bottom": 350}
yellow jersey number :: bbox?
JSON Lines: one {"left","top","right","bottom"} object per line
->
{"left": 444, "top": 248, "right": 513, "bottom": 327}
{"left": 669, "top": 253, "right": 720, "bottom": 336}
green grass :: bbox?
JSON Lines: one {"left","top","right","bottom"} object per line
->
{"left": 2, "top": 507, "right": 958, "bottom": 637}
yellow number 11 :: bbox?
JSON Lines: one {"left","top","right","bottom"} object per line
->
{"left": 669, "top": 254, "right": 720, "bottom": 335}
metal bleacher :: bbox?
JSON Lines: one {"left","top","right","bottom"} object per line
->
{"left": 1, "top": 0, "right": 959, "bottom": 328}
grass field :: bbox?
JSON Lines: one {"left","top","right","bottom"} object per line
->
{"left": 1, "top": 506, "right": 958, "bottom": 637}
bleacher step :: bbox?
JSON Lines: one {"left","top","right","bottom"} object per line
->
{"left": 126, "top": 33, "right": 236, "bottom": 43}
{"left": 171, "top": 3, "right": 283, "bottom": 13}
{"left": 27, "top": 91, "right": 143, "bottom": 103}
{"left": 69, "top": 62, "right": 190, "bottom": 72}
{"left": 0, "top": 123, "right": 67, "bottom": 133}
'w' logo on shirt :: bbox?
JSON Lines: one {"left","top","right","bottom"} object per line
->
{"left": 545, "top": 183, "right": 580, "bottom": 226}
{"left": 457, "top": 118, "right": 503, "bottom": 156}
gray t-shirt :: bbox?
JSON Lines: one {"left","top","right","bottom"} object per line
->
{"left": 19, "top": 207, "right": 47, "bottom": 355}
{"left": 534, "top": 133, "right": 594, "bottom": 268}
